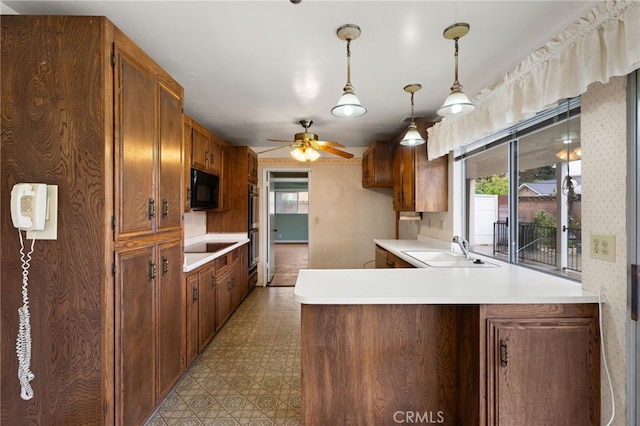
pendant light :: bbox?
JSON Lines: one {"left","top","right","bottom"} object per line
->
{"left": 437, "top": 23, "right": 475, "bottom": 117}
{"left": 400, "top": 84, "right": 426, "bottom": 146}
{"left": 331, "top": 24, "right": 367, "bottom": 118}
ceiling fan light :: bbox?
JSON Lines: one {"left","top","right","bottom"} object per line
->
{"left": 437, "top": 89, "right": 475, "bottom": 117}
{"left": 306, "top": 147, "right": 321, "bottom": 161}
{"left": 291, "top": 146, "right": 321, "bottom": 162}
{"left": 400, "top": 123, "right": 425, "bottom": 146}
{"left": 331, "top": 92, "right": 367, "bottom": 118}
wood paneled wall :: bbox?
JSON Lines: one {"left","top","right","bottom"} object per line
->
{"left": 1, "top": 16, "right": 113, "bottom": 424}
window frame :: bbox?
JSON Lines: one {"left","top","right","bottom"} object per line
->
{"left": 457, "top": 97, "right": 582, "bottom": 281}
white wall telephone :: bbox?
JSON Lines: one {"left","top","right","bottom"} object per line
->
{"left": 11, "top": 183, "right": 47, "bottom": 230}
{"left": 10, "top": 183, "right": 58, "bottom": 401}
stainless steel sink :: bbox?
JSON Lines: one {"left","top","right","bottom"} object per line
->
{"left": 402, "top": 251, "right": 499, "bottom": 268}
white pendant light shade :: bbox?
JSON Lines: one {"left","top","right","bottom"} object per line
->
{"left": 400, "top": 123, "right": 425, "bottom": 146}
{"left": 437, "top": 88, "right": 475, "bottom": 116}
{"left": 332, "top": 91, "right": 367, "bottom": 118}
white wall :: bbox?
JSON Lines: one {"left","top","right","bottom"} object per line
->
{"left": 259, "top": 157, "right": 396, "bottom": 271}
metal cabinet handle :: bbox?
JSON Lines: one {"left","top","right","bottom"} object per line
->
{"left": 192, "top": 286, "right": 198, "bottom": 302}
{"left": 162, "top": 256, "right": 169, "bottom": 275}
{"left": 500, "top": 339, "right": 508, "bottom": 367}
{"left": 148, "top": 261, "right": 157, "bottom": 282}
{"left": 162, "top": 199, "right": 169, "bottom": 218}
{"left": 148, "top": 198, "right": 156, "bottom": 220}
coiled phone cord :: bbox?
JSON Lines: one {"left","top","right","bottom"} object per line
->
{"left": 16, "top": 230, "right": 35, "bottom": 400}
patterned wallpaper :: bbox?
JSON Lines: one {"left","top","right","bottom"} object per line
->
{"left": 581, "top": 76, "right": 629, "bottom": 425}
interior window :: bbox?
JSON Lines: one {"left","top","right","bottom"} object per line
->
{"left": 463, "top": 100, "right": 581, "bottom": 279}
{"left": 275, "top": 191, "right": 309, "bottom": 214}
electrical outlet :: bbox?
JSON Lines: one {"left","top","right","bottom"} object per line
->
{"left": 590, "top": 233, "right": 616, "bottom": 262}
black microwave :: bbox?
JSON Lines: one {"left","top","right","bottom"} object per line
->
{"left": 190, "top": 168, "right": 219, "bottom": 210}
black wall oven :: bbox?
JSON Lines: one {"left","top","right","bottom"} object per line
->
{"left": 248, "top": 184, "right": 259, "bottom": 230}
{"left": 248, "top": 228, "right": 259, "bottom": 268}
{"left": 248, "top": 184, "right": 259, "bottom": 269}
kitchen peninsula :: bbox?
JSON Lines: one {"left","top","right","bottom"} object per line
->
{"left": 295, "top": 239, "right": 601, "bottom": 425}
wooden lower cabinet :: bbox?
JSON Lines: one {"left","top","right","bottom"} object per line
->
{"left": 185, "top": 244, "right": 252, "bottom": 363}
{"left": 115, "top": 238, "right": 184, "bottom": 426}
{"left": 375, "top": 245, "right": 415, "bottom": 268}
{"left": 300, "top": 302, "right": 599, "bottom": 426}
{"left": 482, "top": 304, "right": 600, "bottom": 425}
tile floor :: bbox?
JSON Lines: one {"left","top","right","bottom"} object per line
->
{"left": 145, "top": 287, "right": 301, "bottom": 425}
{"left": 268, "top": 243, "right": 308, "bottom": 287}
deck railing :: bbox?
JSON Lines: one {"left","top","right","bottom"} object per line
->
{"left": 493, "top": 221, "right": 582, "bottom": 272}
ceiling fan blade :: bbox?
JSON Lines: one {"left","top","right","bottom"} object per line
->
{"left": 317, "top": 145, "right": 354, "bottom": 159}
{"left": 267, "top": 138, "right": 298, "bottom": 143}
{"left": 256, "top": 145, "right": 293, "bottom": 154}
{"left": 316, "top": 140, "right": 345, "bottom": 148}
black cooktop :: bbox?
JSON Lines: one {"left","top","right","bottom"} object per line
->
{"left": 184, "top": 242, "right": 235, "bottom": 254}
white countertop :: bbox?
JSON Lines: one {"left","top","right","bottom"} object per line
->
{"left": 293, "top": 238, "right": 599, "bottom": 305}
{"left": 183, "top": 233, "right": 249, "bottom": 272}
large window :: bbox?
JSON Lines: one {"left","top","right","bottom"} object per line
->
{"left": 462, "top": 99, "right": 581, "bottom": 279}
{"left": 275, "top": 191, "right": 309, "bottom": 214}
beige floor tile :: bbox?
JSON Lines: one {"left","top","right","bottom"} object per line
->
{"left": 145, "top": 288, "right": 300, "bottom": 425}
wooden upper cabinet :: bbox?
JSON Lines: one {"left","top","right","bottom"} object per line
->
{"left": 248, "top": 148, "right": 258, "bottom": 185}
{"left": 391, "top": 122, "right": 448, "bottom": 212}
{"left": 184, "top": 116, "right": 227, "bottom": 212}
{"left": 190, "top": 119, "right": 222, "bottom": 176}
{"left": 362, "top": 140, "right": 393, "bottom": 188}
{"left": 114, "top": 35, "right": 184, "bottom": 240}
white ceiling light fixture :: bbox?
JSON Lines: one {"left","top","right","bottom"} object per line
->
{"left": 331, "top": 24, "right": 367, "bottom": 118}
{"left": 400, "top": 84, "right": 426, "bottom": 146}
{"left": 437, "top": 23, "right": 476, "bottom": 117}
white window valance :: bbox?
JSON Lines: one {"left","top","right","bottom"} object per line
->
{"left": 427, "top": 0, "right": 640, "bottom": 160}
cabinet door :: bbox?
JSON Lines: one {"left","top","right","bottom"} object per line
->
{"left": 415, "top": 151, "right": 448, "bottom": 213}
{"left": 158, "top": 85, "right": 183, "bottom": 230}
{"left": 115, "top": 245, "right": 156, "bottom": 426}
{"left": 392, "top": 145, "right": 415, "bottom": 211}
{"left": 192, "top": 125, "right": 210, "bottom": 171}
{"left": 183, "top": 117, "right": 193, "bottom": 212}
{"left": 114, "top": 52, "right": 156, "bottom": 239}
{"left": 185, "top": 272, "right": 199, "bottom": 365}
{"left": 487, "top": 317, "right": 599, "bottom": 425}
{"left": 198, "top": 264, "right": 217, "bottom": 349}
{"left": 216, "top": 271, "right": 232, "bottom": 330}
{"left": 362, "top": 141, "right": 393, "bottom": 188}
{"left": 248, "top": 149, "right": 258, "bottom": 185}
{"left": 209, "top": 135, "right": 222, "bottom": 176}
{"left": 218, "top": 144, "right": 231, "bottom": 211}
{"left": 156, "top": 240, "right": 185, "bottom": 399}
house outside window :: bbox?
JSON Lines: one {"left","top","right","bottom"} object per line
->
{"left": 461, "top": 98, "right": 581, "bottom": 279}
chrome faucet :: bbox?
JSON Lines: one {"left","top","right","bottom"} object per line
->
{"left": 453, "top": 236, "right": 470, "bottom": 259}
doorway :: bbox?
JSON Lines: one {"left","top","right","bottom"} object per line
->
{"left": 262, "top": 168, "right": 310, "bottom": 286}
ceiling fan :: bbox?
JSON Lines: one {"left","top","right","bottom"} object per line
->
{"left": 259, "top": 120, "right": 354, "bottom": 161}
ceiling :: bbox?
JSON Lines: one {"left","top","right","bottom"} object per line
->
{"left": 1, "top": 1, "right": 599, "bottom": 158}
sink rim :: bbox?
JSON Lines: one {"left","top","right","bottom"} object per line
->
{"left": 401, "top": 250, "right": 499, "bottom": 268}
